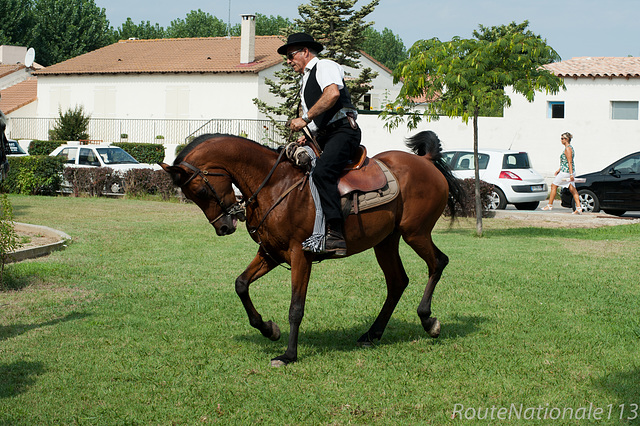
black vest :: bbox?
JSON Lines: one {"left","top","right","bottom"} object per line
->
{"left": 303, "top": 63, "right": 356, "bottom": 130}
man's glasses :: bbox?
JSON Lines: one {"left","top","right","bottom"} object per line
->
{"left": 287, "top": 49, "right": 302, "bottom": 60}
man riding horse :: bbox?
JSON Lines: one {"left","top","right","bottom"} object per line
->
{"left": 279, "top": 33, "right": 361, "bottom": 256}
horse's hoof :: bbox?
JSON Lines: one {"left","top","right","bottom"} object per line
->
{"left": 356, "top": 333, "right": 378, "bottom": 347}
{"left": 266, "top": 321, "right": 280, "bottom": 341}
{"left": 426, "top": 317, "right": 441, "bottom": 338}
{"left": 270, "top": 355, "right": 295, "bottom": 367}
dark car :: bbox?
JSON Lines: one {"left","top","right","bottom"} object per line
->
{"left": 561, "top": 151, "right": 640, "bottom": 215}
{"left": 7, "top": 139, "right": 28, "bottom": 156}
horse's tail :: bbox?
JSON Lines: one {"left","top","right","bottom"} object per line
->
{"left": 405, "top": 131, "right": 466, "bottom": 220}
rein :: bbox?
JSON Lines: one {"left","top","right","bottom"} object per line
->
{"left": 180, "top": 145, "right": 306, "bottom": 270}
{"left": 179, "top": 146, "right": 292, "bottom": 229}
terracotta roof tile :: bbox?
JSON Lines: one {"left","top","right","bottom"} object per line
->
{"left": 0, "top": 64, "right": 26, "bottom": 79}
{"left": 544, "top": 57, "right": 640, "bottom": 78}
{"left": 0, "top": 78, "right": 37, "bottom": 114}
{"left": 34, "top": 36, "right": 286, "bottom": 76}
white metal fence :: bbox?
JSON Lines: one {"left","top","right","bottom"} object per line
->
{"left": 8, "top": 117, "right": 287, "bottom": 147}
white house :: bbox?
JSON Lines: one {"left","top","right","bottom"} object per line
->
{"left": 10, "top": 14, "right": 399, "bottom": 145}
{"left": 359, "top": 56, "right": 640, "bottom": 181}
{"left": 0, "top": 45, "right": 40, "bottom": 118}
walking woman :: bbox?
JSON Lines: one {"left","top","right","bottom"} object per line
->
{"left": 542, "top": 132, "right": 582, "bottom": 214}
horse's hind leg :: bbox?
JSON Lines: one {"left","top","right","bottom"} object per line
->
{"left": 235, "top": 248, "right": 281, "bottom": 341}
{"left": 404, "top": 234, "right": 449, "bottom": 338}
{"left": 357, "top": 232, "right": 409, "bottom": 346}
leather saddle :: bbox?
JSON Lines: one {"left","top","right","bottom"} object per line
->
{"left": 337, "top": 146, "right": 388, "bottom": 196}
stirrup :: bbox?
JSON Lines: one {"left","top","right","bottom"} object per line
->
{"left": 541, "top": 204, "right": 553, "bottom": 211}
{"left": 325, "top": 230, "right": 347, "bottom": 256}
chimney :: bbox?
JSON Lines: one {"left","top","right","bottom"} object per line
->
{"left": 240, "top": 14, "right": 256, "bottom": 64}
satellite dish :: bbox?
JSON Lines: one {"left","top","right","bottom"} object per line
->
{"left": 24, "top": 48, "right": 35, "bottom": 68}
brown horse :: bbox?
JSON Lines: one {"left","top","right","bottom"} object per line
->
{"left": 161, "top": 130, "right": 465, "bottom": 366}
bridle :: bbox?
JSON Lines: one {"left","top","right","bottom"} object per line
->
{"left": 179, "top": 161, "right": 245, "bottom": 225}
{"left": 179, "top": 147, "right": 303, "bottom": 270}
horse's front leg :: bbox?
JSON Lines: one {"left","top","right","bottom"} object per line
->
{"left": 270, "top": 248, "right": 313, "bottom": 367}
{"left": 235, "top": 247, "right": 281, "bottom": 341}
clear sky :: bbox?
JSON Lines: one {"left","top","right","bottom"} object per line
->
{"left": 94, "top": 0, "right": 640, "bottom": 60}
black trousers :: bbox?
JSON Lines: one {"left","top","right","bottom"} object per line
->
{"left": 313, "top": 122, "right": 361, "bottom": 223}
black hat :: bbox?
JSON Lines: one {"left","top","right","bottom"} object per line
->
{"left": 277, "top": 33, "right": 324, "bottom": 55}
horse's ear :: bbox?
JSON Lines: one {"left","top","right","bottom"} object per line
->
{"left": 160, "top": 163, "right": 188, "bottom": 186}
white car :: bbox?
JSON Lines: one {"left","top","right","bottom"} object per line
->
{"left": 50, "top": 144, "right": 152, "bottom": 193}
{"left": 443, "top": 149, "right": 548, "bottom": 210}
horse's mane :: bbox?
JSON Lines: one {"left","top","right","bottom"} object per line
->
{"left": 174, "top": 133, "right": 279, "bottom": 166}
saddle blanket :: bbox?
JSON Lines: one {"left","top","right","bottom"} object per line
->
{"left": 341, "top": 159, "right": 399, "bottom": 215}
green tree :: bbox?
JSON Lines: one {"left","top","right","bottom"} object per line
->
{"left": 111, "top": 17, "right": 165, "bottom": 41}
{"left": 362, "top": 27, "right": 407, "bottom": 70}
{"left": 382, "top": 21, "right": 565, "bottom": 235}
{"left": 255, "top": 13, "right": 295, "bottom": 36}
{"left": 166, "top": 9, "right": 229, "bottom": 38}
{"left": 0, "top": 0, "right": 35, "bottom": 47}
{"left": 49, "top": 105, "right": 91, "bottom": 141}
{"left": 298, "top": 0, "right": 380, "bottom": 104}
{"left": 31, "top": 0, "right": 111, "bottom": 66}
{"left": 254, "top": 0, "right": 380, "bottom": 143}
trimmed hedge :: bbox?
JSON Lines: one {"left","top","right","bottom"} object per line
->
{"left": 112, "top": 142, "right": 165, "bottom": 164}
{"left": 123, "top": 168, "right": 175, "bottom": 200}
{"left": 2, "top": 156, "right": 64, "bottom": 195}
{"left": 63, "top": 167, "right": 123, "bottom": 197}
{"left": 60, "top": 167, "right": 175, "bottom": 200}
{"left": 28, "top": 140, "right": 66, "bottom": 156}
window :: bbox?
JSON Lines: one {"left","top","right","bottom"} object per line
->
{"left": 56, "top": 147, "right": 78, "bottom": 164}
{"left": 451, "top": 152, "right": 490, "bottom": 170}
{"left": 611, "top": 101, "right": 639, "bottom": 120}
{"left": 79, "top": 148, "right": 100, "bottom": 166}
{"left": 94, "top": 86, "right": 116, "bottom": 117}
{"left": 613, "top": 155, "right": 640, "bottom": 174}
{"left": 362, "top": 94, "right": 372, "bottom": 110}
{"left": 502, "top": 153, "right": 531, "bottom": 169}
{"left": 166, "top": 86, "right": 190, "bottom": 118}
{"left": 548, "top": 101, "right": 565, "bottom": 119}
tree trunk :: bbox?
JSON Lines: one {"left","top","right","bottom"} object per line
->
{"left": 473, "top": 109, "right": 482, "bottom": 237}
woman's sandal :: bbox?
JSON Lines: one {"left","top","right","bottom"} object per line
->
{"left": 572, "top": 207, "right": 583, "bottom": 215}
{"left": 541, "top": 204, "right": 553, "bottom": 211}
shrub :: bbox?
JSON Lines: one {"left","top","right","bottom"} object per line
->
{"left": 445, "top": 178, "right": 495, "bottom": 218}
{"left": 123, "top": 168, "right": 176, "bottom": 200}
{"left": 151, "top": 170, "right": 177, "bottom": 201}
{"left": 63, "top": 167, "right": 120, "bottom": 197}
{"left": 0, "top": 193, "right": 22, "bottom": 288}
{"left": 28, "top": 140, "right": 66, "bottom": 156}
{"left": 49, "top": 105, "right": 91, "bottom": 141}
{"left": 113, "top": 142, "right": 165, "bottom": 164}
{"left": 123, "top": 169, "right": 155, "bottom": 197}
{"left": 1, "top": 156, "right": 64, "bottom": 195}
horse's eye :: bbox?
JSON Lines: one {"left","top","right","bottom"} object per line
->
{"left": 197, "top": 187, "right": 209, "bottom": 199}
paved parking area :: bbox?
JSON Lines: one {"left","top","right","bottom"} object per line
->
{"left": 491, "top": 202, "right": 640, "bottom": 228}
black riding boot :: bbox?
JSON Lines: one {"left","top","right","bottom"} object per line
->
{"left": 325, "top": 219, "right": 347, "bottom": 256}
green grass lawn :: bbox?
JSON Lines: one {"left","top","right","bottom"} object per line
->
{"left": 1, "top": 195, "right": 639, "bottom": 425}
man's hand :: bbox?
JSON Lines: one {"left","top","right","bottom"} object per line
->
{"left": 289, "top": 117, "right": 308, "bottom": 132}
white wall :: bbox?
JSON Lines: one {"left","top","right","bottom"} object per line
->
{"left": 345, "top": 55, "right": 401, "bottom": 111}
{"left": 359, "top": 77, "right": 640, "bottom": 183}
{"left": 36, "top": 73, "right": 269, "bottom": 120}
